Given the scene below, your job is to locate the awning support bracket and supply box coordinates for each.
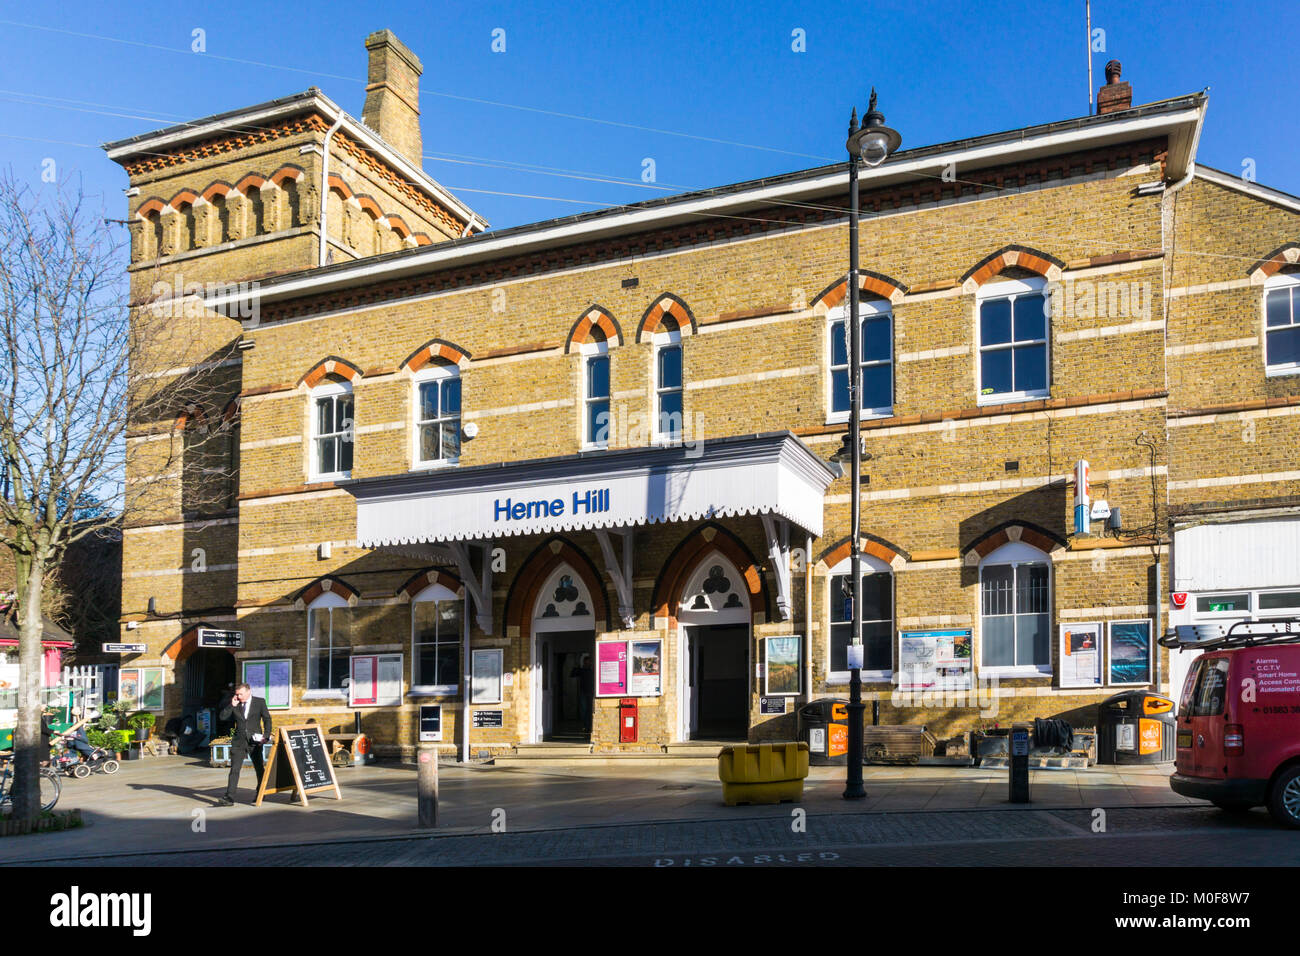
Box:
[595,528,635,630]
[760,514,793,621]
[449,540,493,635]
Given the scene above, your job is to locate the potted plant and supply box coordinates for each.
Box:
[128,713,155,742]
[106,730,131,759]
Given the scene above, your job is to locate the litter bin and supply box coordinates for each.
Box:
[1097,690,1176,764]
[798,698,849,766]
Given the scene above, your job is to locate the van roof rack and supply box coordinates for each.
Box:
[1158,618,1300,651]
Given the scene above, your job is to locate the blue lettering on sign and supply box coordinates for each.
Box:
[493,489,609,522]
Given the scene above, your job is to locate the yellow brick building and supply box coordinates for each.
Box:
[104,36,1300,760]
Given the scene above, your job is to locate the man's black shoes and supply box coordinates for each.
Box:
[217,796,235,806]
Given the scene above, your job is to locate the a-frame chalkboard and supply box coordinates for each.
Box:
[255,725,342,807]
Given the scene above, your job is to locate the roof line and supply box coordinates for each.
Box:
[1193,164,1300,213]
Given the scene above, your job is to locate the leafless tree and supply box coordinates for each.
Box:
[0,170,237,821]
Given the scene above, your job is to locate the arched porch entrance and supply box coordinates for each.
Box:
[676,553,752,741]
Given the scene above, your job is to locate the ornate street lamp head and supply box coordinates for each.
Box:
[847,88,902,168]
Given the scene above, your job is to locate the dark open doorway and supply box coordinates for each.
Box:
[182,647,236,731]
[539,630,595,742]
[688,623,749,740]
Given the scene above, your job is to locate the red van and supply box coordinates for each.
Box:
[1166,623,1300,827]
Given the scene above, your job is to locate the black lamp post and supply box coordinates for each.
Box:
[842,90,900,800]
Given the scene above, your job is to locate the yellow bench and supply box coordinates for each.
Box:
[717,741,810,806]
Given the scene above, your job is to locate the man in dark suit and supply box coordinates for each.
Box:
[217,682,272,805]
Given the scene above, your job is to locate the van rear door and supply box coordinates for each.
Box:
[1175,656,1203,775]
[1184,655,1231,779]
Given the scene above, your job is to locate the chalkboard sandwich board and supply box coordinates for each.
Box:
[255,725,342,807]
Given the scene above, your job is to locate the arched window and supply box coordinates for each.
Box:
[306,591,352,694]
[413,363,461,465]
[582,328,610,448]
[653,317,683,441]
[411,582,463,694]
[1264,272,1300,373]
[311,379,354,479]
[827,552,894,680]
[828,298,893,420]
[979,540,1051,673]
[977,276,1049,402]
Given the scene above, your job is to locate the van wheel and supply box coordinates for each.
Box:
[1211,800,1254,813]
[1267,766,1300,829]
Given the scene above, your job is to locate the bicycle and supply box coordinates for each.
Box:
[0,752,62,814]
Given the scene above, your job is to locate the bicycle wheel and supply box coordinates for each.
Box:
[40,768,60,812]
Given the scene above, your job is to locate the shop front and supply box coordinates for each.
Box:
[347,431,835,757]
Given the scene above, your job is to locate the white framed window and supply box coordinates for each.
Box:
[977,277,1049,403]
[828,299,893,422]
[311,381,354,479]
[826,552,894,683]
[305,591,352,698]
[410,582,463,696]
[1264,274,1300,375]
[979,540,1052,675]
[582,336,611,448]
[653,320,683,442]
[414,365,461,466]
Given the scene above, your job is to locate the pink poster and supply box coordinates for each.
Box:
[596,641,627,697]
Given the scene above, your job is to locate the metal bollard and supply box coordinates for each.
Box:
[417,745,439,828]
[1008,721,1031,804]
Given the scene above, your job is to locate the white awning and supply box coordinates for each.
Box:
[347,432,836,547]
[1173,516,1300,591]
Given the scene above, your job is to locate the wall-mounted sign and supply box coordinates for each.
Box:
[898,629,972,691]
[628,639,662,697]
[1059,622,1102,688]
[759,696,787,715]
[596,640,628,697]
[350,653,403,707]
[1073,459,1090,535]
[102,643,146,654]
[1089,499,1111,520]
[471,649,503,704]
[419,704,443,742]
[764,636,802,696]
[243,659,292,709]
[493,488,610,524]
[472,709,503,729]
[1108,619,1153,685]
[197,628,244,649]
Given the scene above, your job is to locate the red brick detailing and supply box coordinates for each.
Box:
[294,575,360,609]
[413,233,434,246]
[1249,244,1300,280]
[135,198,166,219]
[651,524,766,624]
[818,534,908,569]
[396,568,464,601]
[268,165,304,187]
[356,195,385,220]
[200,182,232,203]
[964,523,1064,560]
[233,173,267,194]
[565,306,624,353]
[327,175,354,201]
[636,293,697,341]
[167,189,199,209]
[961,245,1065,288]
[400,338,471,372]
[387,215,412,239]
[505,538,609,638]
[118,114,331,176]
[812,271,907,310]
[162,622,217,663]
[299,356,363,388]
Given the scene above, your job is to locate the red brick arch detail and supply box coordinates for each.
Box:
[397,568,464,601]
[135,198,166,219]
[293,575,360,610]
[817,534,909,569]
[387,215,412,239]
[167,189,199,210]
[963,522,1065,560]
[505,538,610,638]
[412,233,434,246]
[811,271,907,310]
[200,182,233,203]
[1249,243,1300,280]
[269,165,304,187]
[326,174,353,201]
[233,173,267,195]
[356,195,384,221]
[401,338,471,372]
[636,293,697,342]
[651,523,768,625]
[299,356,363,388]
[960,244,1065,289]
[162,621,225,663]
[565,306,624,353]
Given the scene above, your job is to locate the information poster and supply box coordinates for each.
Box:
[1059,622,1103,688]
[898,629,973,691]
[764,636,802,696]
[349,654,403,706]
[243,659,292,709]
[1108,619,1152,685]
[471,649,503,704]
[119,667,165,711]
[628,639,662,697]
[350,655,377,706]
[596,640,628,697]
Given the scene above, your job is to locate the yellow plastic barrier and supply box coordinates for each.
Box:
[717,741,810,806]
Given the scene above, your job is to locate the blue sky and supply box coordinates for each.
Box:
[0,0,1295,230]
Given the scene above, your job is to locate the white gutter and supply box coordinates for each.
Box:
[317,115,344,268]
[205,105,1204,314]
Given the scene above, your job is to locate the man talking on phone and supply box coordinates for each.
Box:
[217,682,272,806]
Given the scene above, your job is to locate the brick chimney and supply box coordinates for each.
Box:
[361,30,424,166]
[1096,59,1132,115]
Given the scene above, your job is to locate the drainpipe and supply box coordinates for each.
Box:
[317,115,345,268]
[804,534,813,706]
[460,215,478,239]
[461,594,471,764]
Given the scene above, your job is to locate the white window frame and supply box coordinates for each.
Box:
[826,299,893,424]
[1263,273,1300,376]
[652,324,683,443]
[976,276,1050,406]
[310,380,354,481]
[303,591,351,700]
[978,540,1053,677]
[581,340,611,450]
[409,582,464,697]
[412,364,461,468]
[825,552,894,684]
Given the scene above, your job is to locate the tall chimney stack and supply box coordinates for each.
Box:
[1096,59,1132,115]
[361,30,424,166]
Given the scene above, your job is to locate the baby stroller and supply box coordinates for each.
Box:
[51,738,120,778]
